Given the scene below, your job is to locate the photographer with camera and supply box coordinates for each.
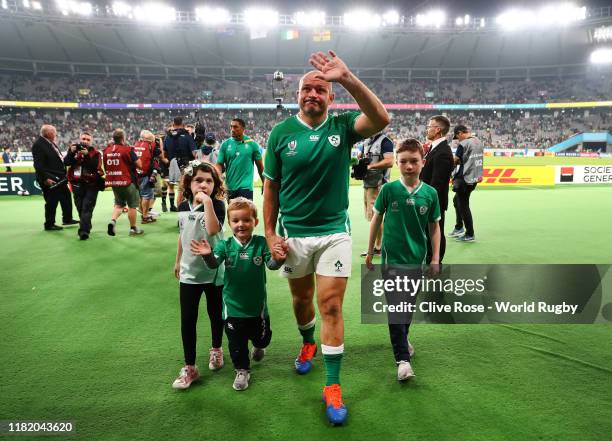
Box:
[63,131,104,240]
[134,130,158,224]
[164,116,197,210]
[195,132,219,164]
[353,131,394,256]
[104,128,144,237]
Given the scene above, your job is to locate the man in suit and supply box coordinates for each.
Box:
[420,115,454,263]
[32,124,77,231]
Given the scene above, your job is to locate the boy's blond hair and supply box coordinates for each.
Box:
[227,197,258,219]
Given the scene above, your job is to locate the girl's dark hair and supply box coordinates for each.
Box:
[182,161,225,202]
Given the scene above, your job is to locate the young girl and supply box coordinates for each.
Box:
[172,161,227,389]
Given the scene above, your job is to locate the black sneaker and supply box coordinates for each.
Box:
[170,206,177,212]
[62,219,79,226]
[161,202,168,213]
[79,231,89,240]
[107,221,116,236]
[44,225,63,231]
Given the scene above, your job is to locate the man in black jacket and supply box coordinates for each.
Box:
[420,115,454,263]
[32,124,77,231]
[163,116,197,210]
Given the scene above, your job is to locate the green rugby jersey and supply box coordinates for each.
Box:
[213,235,271,319]
[374,180,441,265]
[217,136,261,191]
[263,111,364,237]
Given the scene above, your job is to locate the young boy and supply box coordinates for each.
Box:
[365,139,441,382]
[190,197,285,391]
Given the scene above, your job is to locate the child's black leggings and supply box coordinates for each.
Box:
[179,282,224,365]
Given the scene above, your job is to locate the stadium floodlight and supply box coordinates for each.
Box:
[496,3,586,30]
[480,18,485,27]
[244,8,279,28]
[382,10,400,26]
[56,0,93,16]
[455,17,463,26]
[195,6,231,25]
[294,10,325,27]
[344,9,381,29]
[112,1,132,18]
[594,26,612,42]
[1,0,7,9]
[416,10,446,28]
[23,0,30,8]
[590,48,612,64]
[133,3,176,23]
[32,0,42,9]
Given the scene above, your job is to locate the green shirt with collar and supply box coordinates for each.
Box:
[263,111,364,237]
[213,235,271,319]
[217,135,261,191]
[374,180,441,265]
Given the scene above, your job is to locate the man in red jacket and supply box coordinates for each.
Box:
[103,128,144,237]
[133,130,157,224]
[64,131,104,240]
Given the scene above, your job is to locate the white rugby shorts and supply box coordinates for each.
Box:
[280,233,352,279]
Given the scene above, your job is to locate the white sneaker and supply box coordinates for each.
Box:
[397,361,415,382]
[129,226,144,236]
[251,347,265,362]
[149,209,160,219]
[408,341,415,358]
[208,348,224,371]
[233,369,250,391]
[172,365,200,389]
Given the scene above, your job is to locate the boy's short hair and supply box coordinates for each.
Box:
[396,138,424,158]
[227,197,258,219]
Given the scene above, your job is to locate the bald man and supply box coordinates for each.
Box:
[32,124,77,231]
[263,51,390,425]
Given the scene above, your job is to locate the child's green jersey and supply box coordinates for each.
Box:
[213,234,271,319]
[373,180,441,264]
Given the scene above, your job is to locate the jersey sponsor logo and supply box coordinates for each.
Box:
[328,135,341,147]
[419,205,428,215]
[334,260,343,272]
[406,198,415,206]
[309,135,320,141]
[283,265,293,273]
[391,200,400,212]
[286,140,298,157]
[225,257,234,268]
[239,251,249,260]
[253,256,262,266]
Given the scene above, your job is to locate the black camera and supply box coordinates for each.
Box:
[351,157,371,180]
[72,142,88,152]
[194,111,206,148]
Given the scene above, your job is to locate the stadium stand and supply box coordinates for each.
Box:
[1,107,610,152]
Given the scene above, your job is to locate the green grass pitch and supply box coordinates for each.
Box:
[1,183,611,440]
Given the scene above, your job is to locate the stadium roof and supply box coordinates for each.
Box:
[1,4,611,80]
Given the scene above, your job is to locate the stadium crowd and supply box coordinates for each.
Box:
[1,108,610,153]
[1,74,610,104]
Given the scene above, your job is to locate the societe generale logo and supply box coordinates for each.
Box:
[482,168,532,184]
